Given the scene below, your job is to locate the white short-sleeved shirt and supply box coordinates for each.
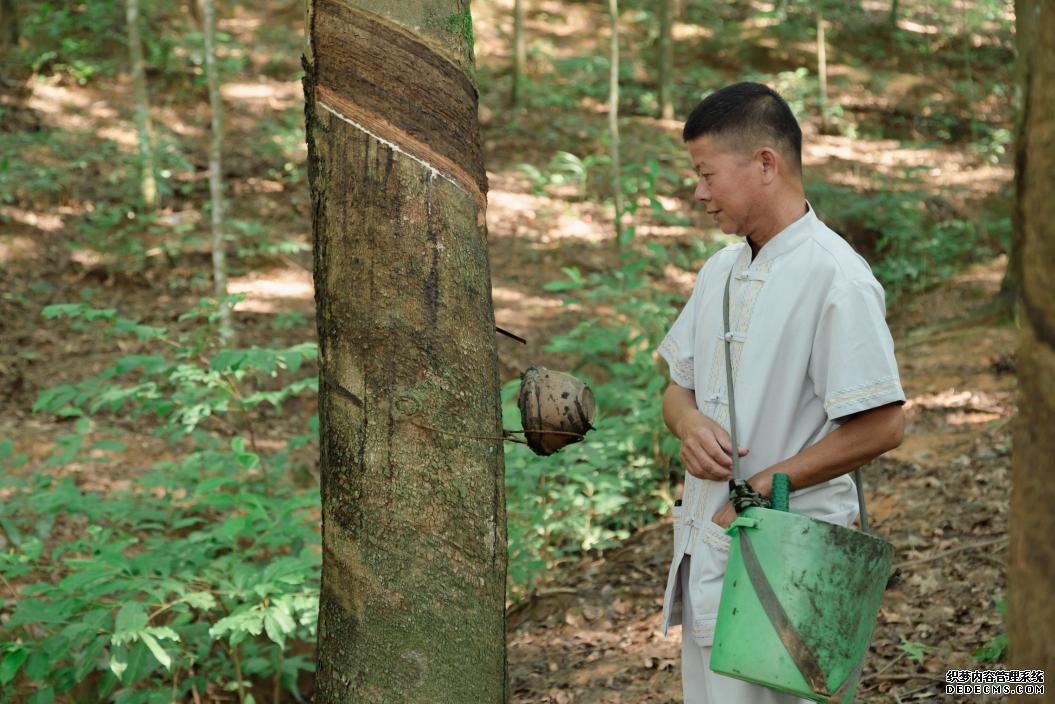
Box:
[656,203,905,643]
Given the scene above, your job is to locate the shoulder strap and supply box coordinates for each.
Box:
[722,266,741,482]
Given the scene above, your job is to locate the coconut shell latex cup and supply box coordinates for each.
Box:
[517,366,596,456]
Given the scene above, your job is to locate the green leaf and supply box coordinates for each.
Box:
[122,641,156,684]
[263,612,284,646]
[139,631,171,670]
[146,626,179,642]
[237,452,260,470]
[115,602,148,633]
[1,647,28,685]
[897,637,931,663]
[0,516,22,547]
[210,349,248,372]
[109,649,128,679]
[23,650,49,681]
[8,598,66,627]
[27,686,54,704]
[42,303,87,319]
[32,384,79,413]
[91,439,128,452]
[183,591,217,610]
[273,603,297,631]
[972,633,1008,662]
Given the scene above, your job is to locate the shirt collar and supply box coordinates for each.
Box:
[751,200,816,265]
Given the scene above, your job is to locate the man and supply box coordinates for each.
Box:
[657,82,906,703]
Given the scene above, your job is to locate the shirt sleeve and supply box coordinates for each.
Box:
[657,264,708,390]
[809,278,906,421]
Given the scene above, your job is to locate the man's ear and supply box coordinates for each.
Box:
[757,147,779,184]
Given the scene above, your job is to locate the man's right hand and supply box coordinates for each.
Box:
[674,411,748,481]
[662,383,749,481]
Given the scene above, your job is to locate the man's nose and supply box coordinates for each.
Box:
[694,180,710,202]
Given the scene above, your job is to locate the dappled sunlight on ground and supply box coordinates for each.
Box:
[806,135,1012,200]
[0,234,39,263]
[491,285,568,311]
[229,267,314,313]
[0,206,64,233]
[221,79,303,109]
[26,79,121,134]
[530,1,604,42]
[487,186,613,247]
[672,22,715,41]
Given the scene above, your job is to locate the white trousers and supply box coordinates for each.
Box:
[679,556,812,704]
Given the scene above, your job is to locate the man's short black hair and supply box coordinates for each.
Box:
[682,82,802,174]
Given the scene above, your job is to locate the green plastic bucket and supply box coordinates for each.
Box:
[709,506,893,703]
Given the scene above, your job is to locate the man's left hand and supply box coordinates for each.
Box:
[711,473,774,529]
[711,501,738,529]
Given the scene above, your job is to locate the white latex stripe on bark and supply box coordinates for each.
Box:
[318,100,470,199]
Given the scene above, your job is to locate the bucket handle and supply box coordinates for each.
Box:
[725,516,758,532]
[737,526,865,703]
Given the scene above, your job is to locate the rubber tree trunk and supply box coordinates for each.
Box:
[608,0,623,247]
[126,0,157,209]
[1001,0,1036,309]
[657,0,673,120]
[304,2,506,701]
[1010,0,1055,685]
[199,0,233,342]
[510,0,525,107]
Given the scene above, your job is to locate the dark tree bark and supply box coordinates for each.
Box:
[1009,0,1055,687]
[1000,0,1036,310]
[304,1,506,701]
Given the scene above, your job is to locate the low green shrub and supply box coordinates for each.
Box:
[0,301,319,703]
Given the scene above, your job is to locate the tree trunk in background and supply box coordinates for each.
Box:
[125,0,157,209]
[199,0,233,343]
[658,0,673,120]
[1009,0,1055,686]
[889,0,898,30]
[0,0,17,49]
[1001,0,1036,308]
[510,0,525,107]
[304,1,506,701]
[816,0,829,133]
[775,0,789,22]
[609,0,623,247]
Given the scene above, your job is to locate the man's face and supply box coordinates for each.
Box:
[686,134,761,237]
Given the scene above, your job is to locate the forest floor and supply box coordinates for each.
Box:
[0,0,1017,701]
